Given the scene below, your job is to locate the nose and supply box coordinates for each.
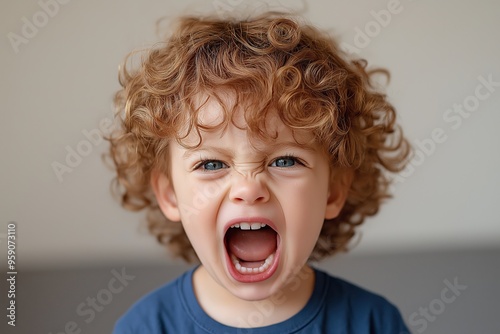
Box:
[229,174,270,204]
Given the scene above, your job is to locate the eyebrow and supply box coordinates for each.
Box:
[182,141,318,160]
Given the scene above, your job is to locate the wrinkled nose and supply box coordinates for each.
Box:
[229,174,270,204]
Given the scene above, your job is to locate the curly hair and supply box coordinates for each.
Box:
[107,12,410,262]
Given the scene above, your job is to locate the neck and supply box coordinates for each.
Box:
[192,265,315,328]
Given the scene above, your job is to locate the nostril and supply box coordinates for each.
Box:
[231,194,269,204]
[229,180,270,204]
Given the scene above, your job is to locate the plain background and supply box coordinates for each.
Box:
[1,0,499,333]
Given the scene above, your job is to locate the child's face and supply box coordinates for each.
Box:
[153,95,346,301]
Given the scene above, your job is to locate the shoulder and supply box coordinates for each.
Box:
[112,268,194,334]
[314,268,410,333]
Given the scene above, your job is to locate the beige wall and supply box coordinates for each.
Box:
[1,0,500,270]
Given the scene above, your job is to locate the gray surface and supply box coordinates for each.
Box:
[1,248,499,333]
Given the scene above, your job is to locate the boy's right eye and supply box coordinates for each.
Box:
[195,160,228,171]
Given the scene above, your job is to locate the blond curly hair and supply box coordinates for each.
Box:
[107,12,410,262]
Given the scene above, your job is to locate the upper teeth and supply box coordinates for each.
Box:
[230,222,267,230]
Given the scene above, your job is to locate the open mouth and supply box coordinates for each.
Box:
[224,220,280,283]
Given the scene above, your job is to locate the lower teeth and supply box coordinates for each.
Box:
[231,253,274,274]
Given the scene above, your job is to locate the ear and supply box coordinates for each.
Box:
[151,170,181,222]
[325,169,353,220]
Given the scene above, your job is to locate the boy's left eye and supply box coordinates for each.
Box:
[270,156,299,168]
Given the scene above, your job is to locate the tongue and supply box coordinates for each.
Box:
[226,228,277,262]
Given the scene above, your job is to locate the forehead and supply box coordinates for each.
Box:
[179,91,316,149]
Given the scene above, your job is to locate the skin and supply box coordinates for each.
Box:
[152,94,349,327]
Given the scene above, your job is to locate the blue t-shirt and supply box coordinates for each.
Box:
[113,267,410,333]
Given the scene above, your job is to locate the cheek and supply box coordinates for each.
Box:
[176,180,224,227]
[280,176,329,233]
[177,182,227,267]
[175,186,198,224]
[286,174,329,212]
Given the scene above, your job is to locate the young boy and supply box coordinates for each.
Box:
[109,11,410,333]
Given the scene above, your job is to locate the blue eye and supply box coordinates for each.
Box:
[271,156,297,168]
[197,160,227,171]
